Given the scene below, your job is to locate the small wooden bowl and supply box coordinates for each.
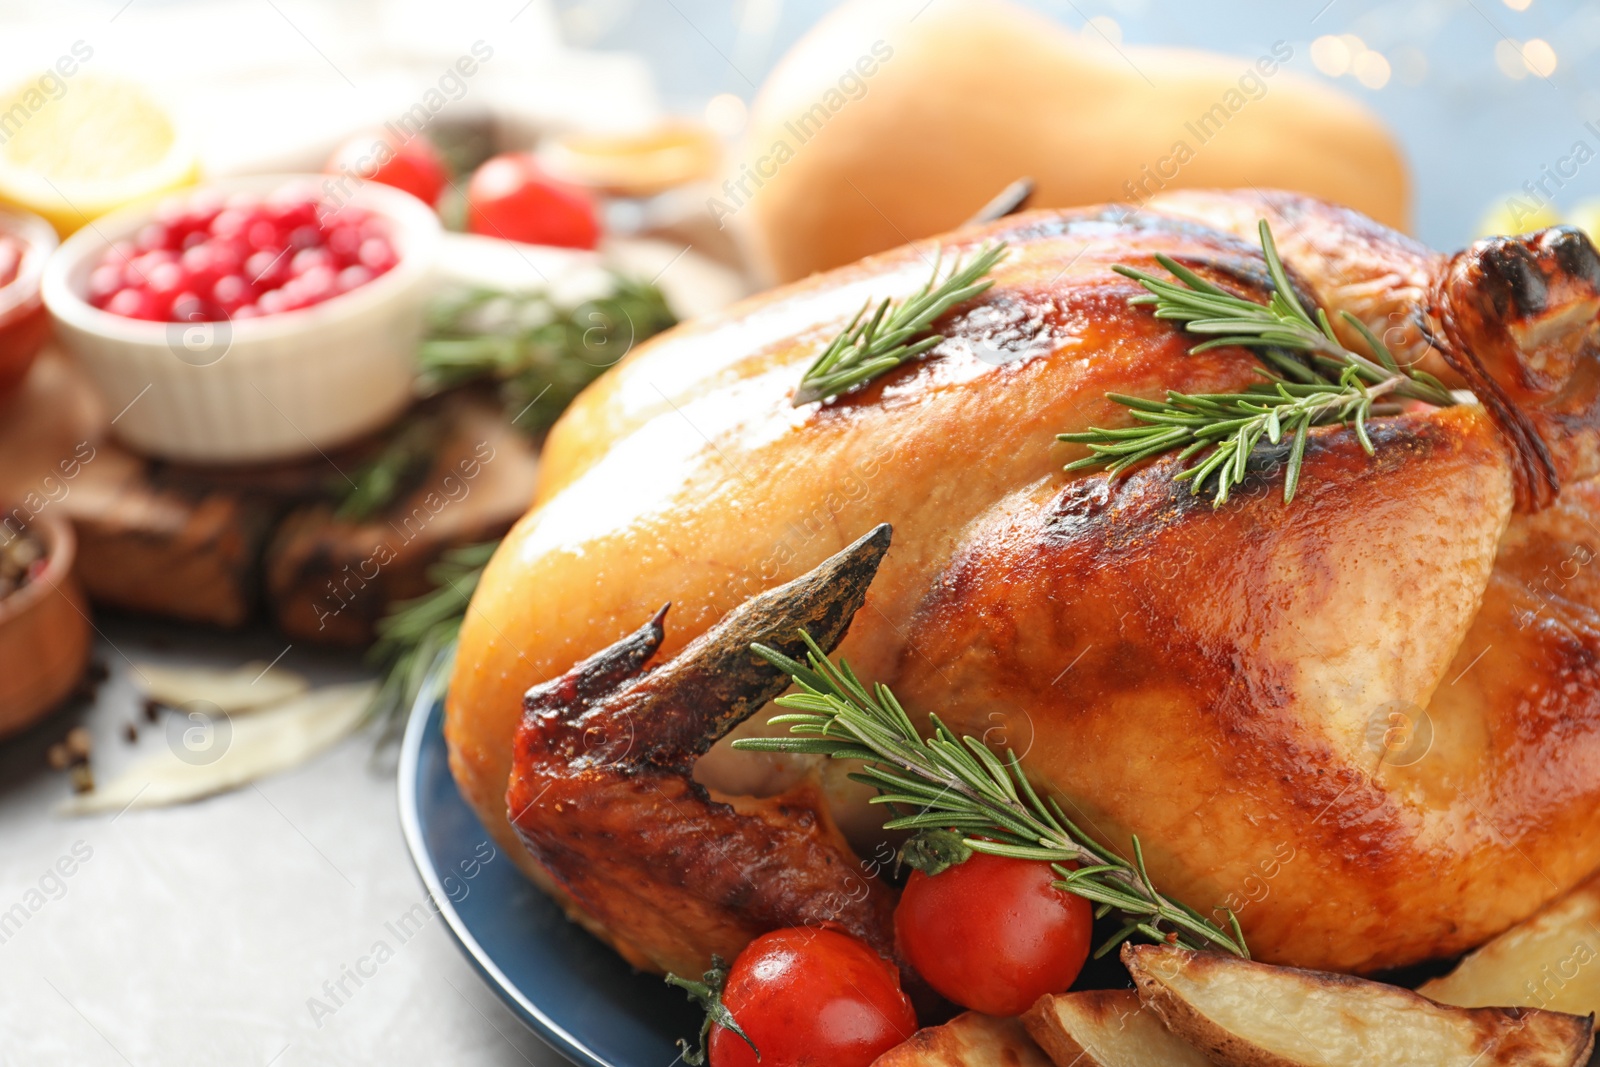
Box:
[0,513,90,739]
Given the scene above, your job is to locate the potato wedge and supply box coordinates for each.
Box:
[1420,873,1600,1018]
[1024,989,1214,1067]
[872,1010,1052,1067]
[1123,943,1595,1067]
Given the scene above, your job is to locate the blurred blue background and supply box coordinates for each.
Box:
[554,0,1600,249]
[3,0,1597,254]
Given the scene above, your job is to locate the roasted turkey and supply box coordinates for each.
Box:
[446,189,1600,977]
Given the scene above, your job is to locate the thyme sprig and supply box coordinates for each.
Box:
[733,631,1249,960]
[1060,220,1456,504]
[794,243,1007,406]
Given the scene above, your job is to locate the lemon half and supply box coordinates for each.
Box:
[0,75,198,235]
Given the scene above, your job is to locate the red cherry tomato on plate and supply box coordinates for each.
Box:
[706,927,915,1067]
[325,129,449,207]
[895,851,1092,1016]
[466,152,600,250]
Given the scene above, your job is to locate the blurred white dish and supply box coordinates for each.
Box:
[42,174,442,465]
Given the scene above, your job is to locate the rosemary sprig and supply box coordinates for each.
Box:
[365,539,498,736]
[1060,220,1456,504]
[1066,368,1405,506]
[420,276,677,432]
[794,243,1007,406]
[733,631,1249,960]
[335,412,445,522]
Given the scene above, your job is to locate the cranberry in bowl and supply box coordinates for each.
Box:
[0,208,57,403]
[43,175,442,464]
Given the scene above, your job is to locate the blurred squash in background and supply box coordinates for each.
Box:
[733,0,1410,282]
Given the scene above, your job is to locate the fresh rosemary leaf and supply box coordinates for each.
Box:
[365,539,498,739]
[335,412,445,523]
[734,630,1249,959]
[420,276,677,432]
[1063,220,1457,505]
[793,243,1008,406]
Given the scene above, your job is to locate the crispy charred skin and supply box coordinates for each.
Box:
[1431,227,1600,510]
[506,525,898,976]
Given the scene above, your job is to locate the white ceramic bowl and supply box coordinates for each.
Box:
[42,174,442,464]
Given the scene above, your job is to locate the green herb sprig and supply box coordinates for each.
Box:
[365,539,497,737]
[1060,220,1456,504]
[733,631,1248,960]
[335,413,445,523]
[663,956,759,1065]
[420,277,677,432]
[794,243,1007,406]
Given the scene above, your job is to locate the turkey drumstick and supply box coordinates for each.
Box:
[506,524,899,976]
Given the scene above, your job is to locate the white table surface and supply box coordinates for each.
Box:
[0,619,568,1066]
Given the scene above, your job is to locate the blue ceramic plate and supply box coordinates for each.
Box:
[398,685,699,1066]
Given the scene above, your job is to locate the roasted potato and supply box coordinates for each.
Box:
[1123,943,1595,1067]
[871,1011,1052,1067]
[1420,873,1600,1019]
[1023,989,1213,1067]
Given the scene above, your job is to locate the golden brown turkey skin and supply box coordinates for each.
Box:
[892,409,1525,972]
[447,190,1600,974]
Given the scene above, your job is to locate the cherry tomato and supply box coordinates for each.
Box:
[709,927,915,1067]
[465,152,600,250]
[325,130,448,207]
[895,852,1092,1016]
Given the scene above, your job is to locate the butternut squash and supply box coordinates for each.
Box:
[729,0,1409,282]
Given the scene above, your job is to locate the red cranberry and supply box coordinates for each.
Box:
[179,245,221,286]
[88,265,124,306]
[212,274,253,311]
[335,265,373,292]
[357,237,396,272]
[170,292,202,321]
[105,288,161,320]
[146,261,186,295]
[268,198,318,230]
[246,220,281,251]
[244,249,287,288]
[96,184,398,322]
[128,250,177,282]
[135,223,175,253]
[326,225,363,262]
[286,224,322,251]
[296,265,337,302]
[208,238,247,275]
[290,247,333,275]
[210,208,252,239]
